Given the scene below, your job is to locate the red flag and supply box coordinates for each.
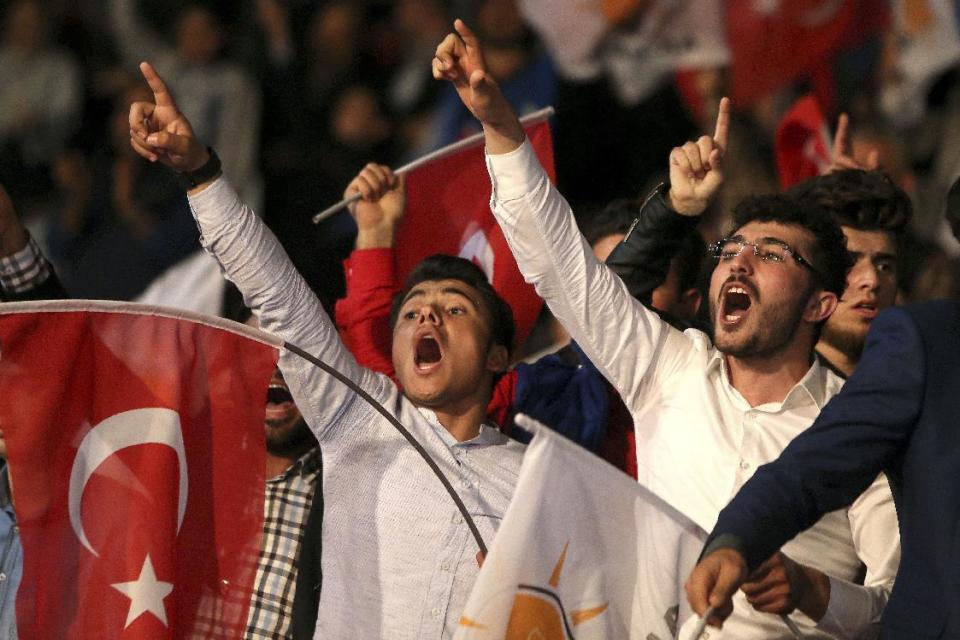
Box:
[775,94,833,190]
[0,302,280,639]
[395,116,555,348]
[727,0,887,109]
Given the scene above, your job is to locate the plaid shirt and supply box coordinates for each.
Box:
[0,236,51,294]
[244,447,321,639]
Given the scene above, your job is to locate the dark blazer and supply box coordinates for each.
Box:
[708,300,960,639]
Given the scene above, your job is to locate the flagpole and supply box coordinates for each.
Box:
[311,106,555,224]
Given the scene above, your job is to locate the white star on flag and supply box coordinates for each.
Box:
[111,554,174,629]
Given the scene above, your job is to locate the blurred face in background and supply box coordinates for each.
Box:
[177,6,224,66]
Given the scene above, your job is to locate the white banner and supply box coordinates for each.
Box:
[455,417,707,639]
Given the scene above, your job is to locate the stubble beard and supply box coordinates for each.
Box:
[712,294,809,360]
[820,315,867,363]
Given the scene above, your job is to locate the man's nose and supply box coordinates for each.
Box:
[417,305,440,325]
[849,259,879,291]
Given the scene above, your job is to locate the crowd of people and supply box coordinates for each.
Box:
[2,0,960,638]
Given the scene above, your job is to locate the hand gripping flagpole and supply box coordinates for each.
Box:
[312,106,555,225]
[283,340,489,558]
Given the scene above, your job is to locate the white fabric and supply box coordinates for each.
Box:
[135,250,226,316]
[456,416,705,640]
[188,178,525,639]
[518,0,729,104]
[486,140,899,639]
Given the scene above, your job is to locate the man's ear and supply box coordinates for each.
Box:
[805,290,838,324]
[485,343,509,374]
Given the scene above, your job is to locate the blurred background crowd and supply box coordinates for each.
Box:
[2,0,959,346]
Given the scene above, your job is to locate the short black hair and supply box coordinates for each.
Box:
[389,255,516,353]
[786,169,912,237]
[578,198,639,248]
[729,194,852,297]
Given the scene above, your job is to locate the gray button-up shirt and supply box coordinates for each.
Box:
[189,178,525,639]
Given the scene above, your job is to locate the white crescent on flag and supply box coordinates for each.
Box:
[68,407,188,557]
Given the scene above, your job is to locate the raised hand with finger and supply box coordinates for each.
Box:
[667,97,730,218]
[345,163,406,250]
[432,19,524,154]
[128,62,211,178]
[829,113,880,173]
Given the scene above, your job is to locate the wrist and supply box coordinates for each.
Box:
[180,147,222,194]
[667,188,706,217]
[355,224,397,249]
[795,565,830,621]
[0,224,29,257]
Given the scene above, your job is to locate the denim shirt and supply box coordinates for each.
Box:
[0,463,21,640]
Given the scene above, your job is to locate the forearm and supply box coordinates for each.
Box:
[188,176,386,435]
[335,248,398,380]
[487,139,675,404]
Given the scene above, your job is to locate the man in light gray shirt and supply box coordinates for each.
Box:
[126,62,525,639]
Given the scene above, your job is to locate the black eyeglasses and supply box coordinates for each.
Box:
[710,237,819,278]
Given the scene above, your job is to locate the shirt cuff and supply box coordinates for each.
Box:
[0,235,51,293]
[699,533,748,563]
[486,138,544,203]
[816,575,883,638]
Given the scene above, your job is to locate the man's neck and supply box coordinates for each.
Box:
[814,339,857,378]
[725,344,815,407]
[265,447,313,479]
[433,403,488,442]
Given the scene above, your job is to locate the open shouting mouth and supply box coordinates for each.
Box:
[414,332,444,372]
[720,282,756,326]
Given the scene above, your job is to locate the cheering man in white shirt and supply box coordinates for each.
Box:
[434,19,899,639]
[128,62,525,639]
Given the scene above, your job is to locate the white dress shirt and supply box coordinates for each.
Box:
[485,139,900,639]
[188,178,525,639]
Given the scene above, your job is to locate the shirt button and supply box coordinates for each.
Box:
[739,460,750,470]
[462,479,472,488]
[451,513,463,524]
[0,573,6,582]
[431,607,441,617]
[441,561,451,571]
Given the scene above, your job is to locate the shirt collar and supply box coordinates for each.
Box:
[269,446,321,482]
[417,407,503,448]
[707,349,830,411]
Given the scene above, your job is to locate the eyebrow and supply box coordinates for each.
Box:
[849,250,898,261]
[400,286,481,310]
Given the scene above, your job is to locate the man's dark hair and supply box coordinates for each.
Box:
[389,254,516,353]
[578,198,638,248]
[730,194,852,297]
[786,169,912,237]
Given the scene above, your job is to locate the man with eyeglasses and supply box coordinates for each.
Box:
[435,19,898,638]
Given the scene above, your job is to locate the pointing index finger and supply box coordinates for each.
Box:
[139,61,176,109]
[713,97,730,150]
[454,18,479,49]
[832,112,850,157]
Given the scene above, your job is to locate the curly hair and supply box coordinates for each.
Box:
[729,194,852,297]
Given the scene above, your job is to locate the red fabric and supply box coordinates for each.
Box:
[775,94,833,190]
[395,120,554,349]
[727,0,887,108]
[336,249,399,381]
[0,308,277,639]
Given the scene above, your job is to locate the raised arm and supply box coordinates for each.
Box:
[334,164,406,380]
[128,62,388,437]
[434,20,725,403]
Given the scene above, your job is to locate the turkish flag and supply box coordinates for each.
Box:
[395,117,555,348]
[775,94,832,190]
[727,0,888,108]
[0,302,279,638]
